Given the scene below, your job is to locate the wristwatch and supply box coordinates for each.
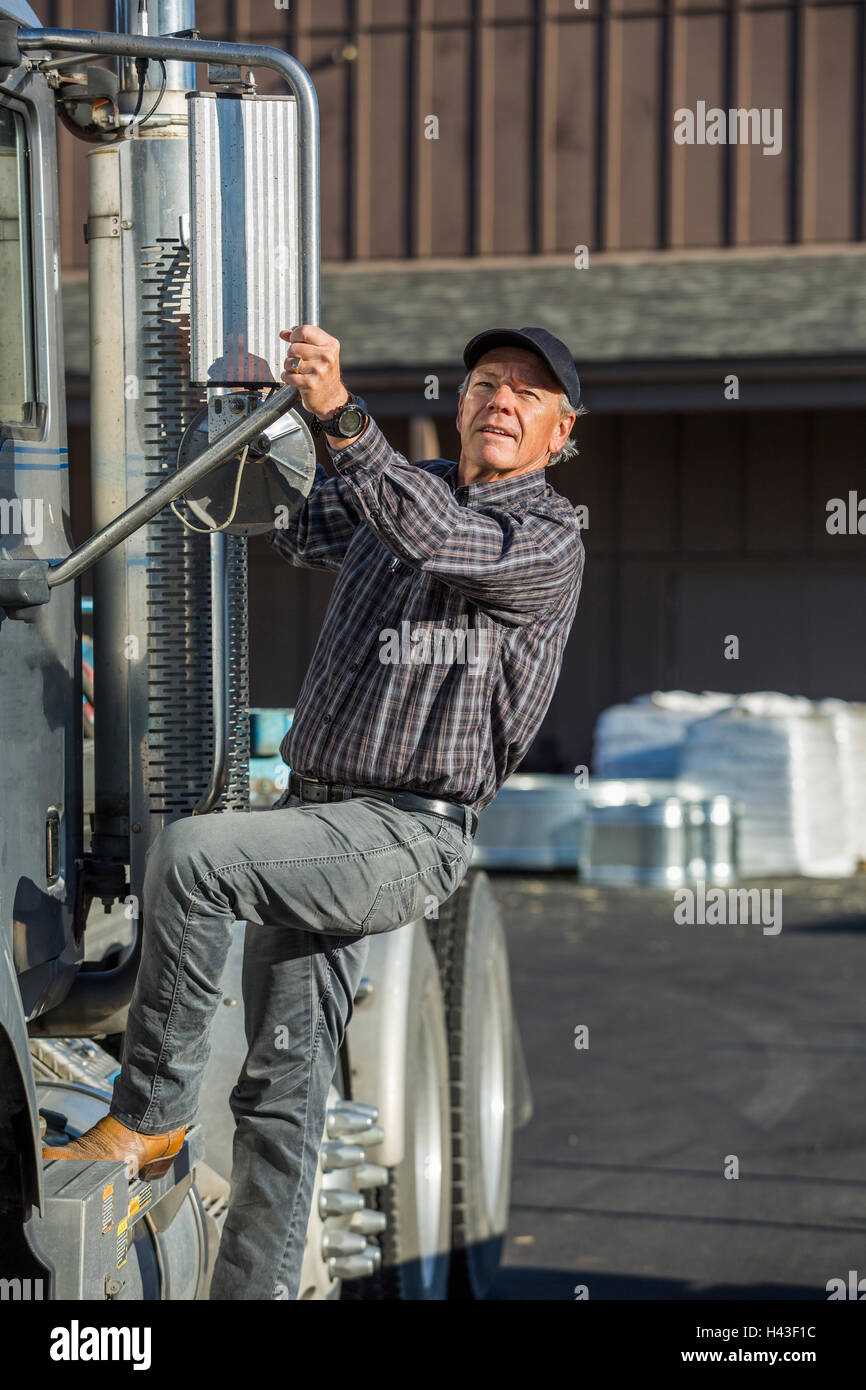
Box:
[309,393,368,440]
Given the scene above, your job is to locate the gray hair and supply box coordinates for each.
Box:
[457,372,586,468]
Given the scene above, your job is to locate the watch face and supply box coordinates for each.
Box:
[338,405,365,437]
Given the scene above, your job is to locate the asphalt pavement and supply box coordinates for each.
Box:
[486,871,866,1301]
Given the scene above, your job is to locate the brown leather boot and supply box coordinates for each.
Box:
[42,1113,186,1182]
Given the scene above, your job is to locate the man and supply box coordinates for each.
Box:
[43,324,586,1299]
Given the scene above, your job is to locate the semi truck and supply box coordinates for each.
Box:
[0,0,531,1301]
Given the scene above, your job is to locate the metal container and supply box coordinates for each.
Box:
[579,781,738,887]
[466,773,738,882]
[469,774,586,870]
[579,792,688,887]
[681,792,739,885]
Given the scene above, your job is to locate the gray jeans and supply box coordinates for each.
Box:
[108,788,474,1300]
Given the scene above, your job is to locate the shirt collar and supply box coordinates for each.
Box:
[439,460,549,506]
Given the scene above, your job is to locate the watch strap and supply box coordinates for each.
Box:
[310,394,366,438]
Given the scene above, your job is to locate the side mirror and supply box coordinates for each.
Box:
[175,403,316,535]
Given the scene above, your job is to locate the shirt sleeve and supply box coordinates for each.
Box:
[325,416,584,626]
[266,458,364,572]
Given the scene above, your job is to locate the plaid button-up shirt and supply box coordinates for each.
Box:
[267,415,584,813]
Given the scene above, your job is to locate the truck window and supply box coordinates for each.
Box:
[0,104,36,427]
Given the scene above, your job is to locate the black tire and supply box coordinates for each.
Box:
[427,869,514,1300]
[345,928,452,1300]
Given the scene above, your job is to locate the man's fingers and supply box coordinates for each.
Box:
[278,325,342,413]
[282,337,340,382]
[279,324,335,347]
[281,339,322,362]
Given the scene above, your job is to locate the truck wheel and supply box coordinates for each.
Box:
[299,1060,385,1299]
[346,930,452,1300]
[428,870,514,1300]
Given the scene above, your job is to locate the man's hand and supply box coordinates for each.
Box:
[280,325,349,419]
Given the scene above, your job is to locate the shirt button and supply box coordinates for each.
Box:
[322,713,332,724]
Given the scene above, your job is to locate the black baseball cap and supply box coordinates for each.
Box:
[463,326,581,409]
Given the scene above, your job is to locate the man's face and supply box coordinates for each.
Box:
[456,347,576,485]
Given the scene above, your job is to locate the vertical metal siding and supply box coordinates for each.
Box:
[50,0,865,268]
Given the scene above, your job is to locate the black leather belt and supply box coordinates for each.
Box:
[288,771,478,838]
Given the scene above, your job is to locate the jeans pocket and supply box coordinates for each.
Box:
[360,848,467,935]
[431,815,473,859]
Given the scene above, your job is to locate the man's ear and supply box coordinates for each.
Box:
[456,393,464,431]
[550,411,576,454]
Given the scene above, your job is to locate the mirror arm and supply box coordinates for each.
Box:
[46,385,301,588]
